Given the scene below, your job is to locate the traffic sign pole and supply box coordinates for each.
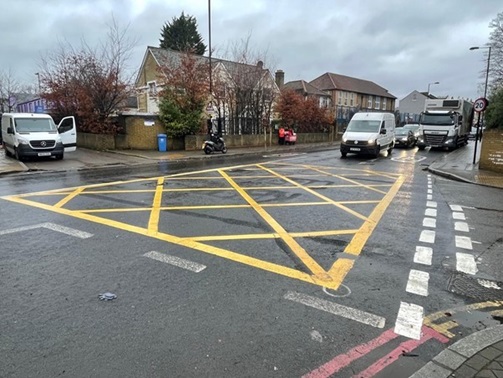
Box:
[472,97,488,165]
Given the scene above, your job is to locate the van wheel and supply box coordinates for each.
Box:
[341,151,347,158]
[55,153,64,160]
[3,143,12,157]
[374,147,380,158]
[14,148,23,161]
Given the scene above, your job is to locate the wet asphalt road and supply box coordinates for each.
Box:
[1,146,502,378]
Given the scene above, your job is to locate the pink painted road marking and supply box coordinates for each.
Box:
[352,327,449,378]
[302,328,399,378]
[303,326,449,378]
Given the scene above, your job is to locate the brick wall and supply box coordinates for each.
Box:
[480,129,503,173]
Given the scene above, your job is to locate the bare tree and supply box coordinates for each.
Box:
[214,34,279,135]
[489,12,503,90]
[39,17,137,133]
[0,68,22,112]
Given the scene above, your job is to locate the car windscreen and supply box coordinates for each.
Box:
[346,120,381,132]
[395,129,409,135]
[419,114,455,126]
[14,118,57,132]
[404,125,419,132]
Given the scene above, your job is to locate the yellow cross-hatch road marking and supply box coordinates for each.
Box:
[1,163,403,290]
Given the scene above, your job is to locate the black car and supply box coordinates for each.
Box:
[395,128,415,148]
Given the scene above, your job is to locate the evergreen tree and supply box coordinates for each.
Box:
[160,12,206,55]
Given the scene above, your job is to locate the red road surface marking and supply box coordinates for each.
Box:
[303,326,448,378]
[352,327,449,378]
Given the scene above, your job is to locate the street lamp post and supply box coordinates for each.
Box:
[469,46,492,164]
[427,81,439,96]
[35,72,41,94]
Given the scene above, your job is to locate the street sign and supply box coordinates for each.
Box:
[473,97,488,113]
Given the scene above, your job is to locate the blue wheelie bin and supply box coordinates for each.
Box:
[157,134,167,152]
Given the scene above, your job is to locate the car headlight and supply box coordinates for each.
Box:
[342,137,348,143]
[368,139,375,144]
[17,138,30,145]
[401,137,408,141]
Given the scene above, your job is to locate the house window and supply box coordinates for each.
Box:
[344,91,348,105]
[382,97,387,110]
[338,91,341,105]
[412,93,417,101]
[148,81,157,96]
[368,95,373,108]
[375,96,380,109]
[350,93,354,106]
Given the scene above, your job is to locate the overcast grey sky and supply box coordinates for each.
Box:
[1,0,500,103]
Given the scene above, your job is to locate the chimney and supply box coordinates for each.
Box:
[275,69,284,88]
[256,60,264,69]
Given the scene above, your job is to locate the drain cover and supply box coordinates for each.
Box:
[448,273,503,301]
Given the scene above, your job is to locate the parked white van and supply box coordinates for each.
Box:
[1,113,76,161]
[340,112,395,158]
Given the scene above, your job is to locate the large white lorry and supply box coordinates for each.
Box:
[417,99,474,150]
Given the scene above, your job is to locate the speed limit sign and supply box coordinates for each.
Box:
[474,97,488,112]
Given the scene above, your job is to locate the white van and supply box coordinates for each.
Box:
[1,113,77,161]
[340,112,395,158]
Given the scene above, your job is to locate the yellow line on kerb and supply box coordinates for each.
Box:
[218,168,331,281]
[54,187,84,208]
[148,177,165,234]
[1,195,342,289]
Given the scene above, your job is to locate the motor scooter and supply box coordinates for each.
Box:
[202,133,227,154]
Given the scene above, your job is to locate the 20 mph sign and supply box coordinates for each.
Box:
[474,97,488,112]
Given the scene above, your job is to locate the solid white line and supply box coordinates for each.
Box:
[414,246,433,265]
[456,235,473,250]
[144,251,207,273]
[456,252,478,275]
[0,222,93,239]
[453,212,466,220]
[425,208,437,217]
[426,201,437,208]
[427,194,433,200]
[450,205,463,212]
[419,230,436,243]
[423,217,436,228]
[394,302,424,340]
[406,270,430,296]
[284,291,385,328]
[455,222,470,232]
[427,189,433,194]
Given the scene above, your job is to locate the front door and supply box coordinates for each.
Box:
[58,116,77,152]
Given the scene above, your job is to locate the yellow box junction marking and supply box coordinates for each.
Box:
[1,163,403,290]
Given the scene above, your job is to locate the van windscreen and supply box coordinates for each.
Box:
[14,118,57,132]
[346,120,380,132]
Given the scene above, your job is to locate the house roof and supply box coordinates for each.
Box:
[418,91,437,99]
[283,80,330,97]
[310,72,396,99]
[138,46,274,88]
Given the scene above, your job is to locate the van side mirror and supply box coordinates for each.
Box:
[7,126,14,134]
[380,128,387,135]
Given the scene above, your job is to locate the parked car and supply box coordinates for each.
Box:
[394,127,415,148]
[403,124,421,144]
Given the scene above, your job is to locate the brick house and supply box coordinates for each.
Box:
[309,72,396,125]
[134,46,280,135]
[281,78,331,108]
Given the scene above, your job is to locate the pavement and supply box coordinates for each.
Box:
[1,140,503,378]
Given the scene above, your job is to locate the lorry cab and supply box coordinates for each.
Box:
[340,112,395,158]
[1,113,77,161]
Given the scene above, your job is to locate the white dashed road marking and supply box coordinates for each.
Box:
[425,209,437,217]
[0,222,93,239]
[406,270,430,297]
[455,235,473,250]
[450,204,463,212]
[419,230,436,244]
[455,222,470,232]
[414,246,433,266]
[453,212,466,220]
[394,302,424,340]
[423,217,436,228]
[284,291,385,328]
[426,201,437,208]
[144,251,207,273]
[456,252,478,275]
